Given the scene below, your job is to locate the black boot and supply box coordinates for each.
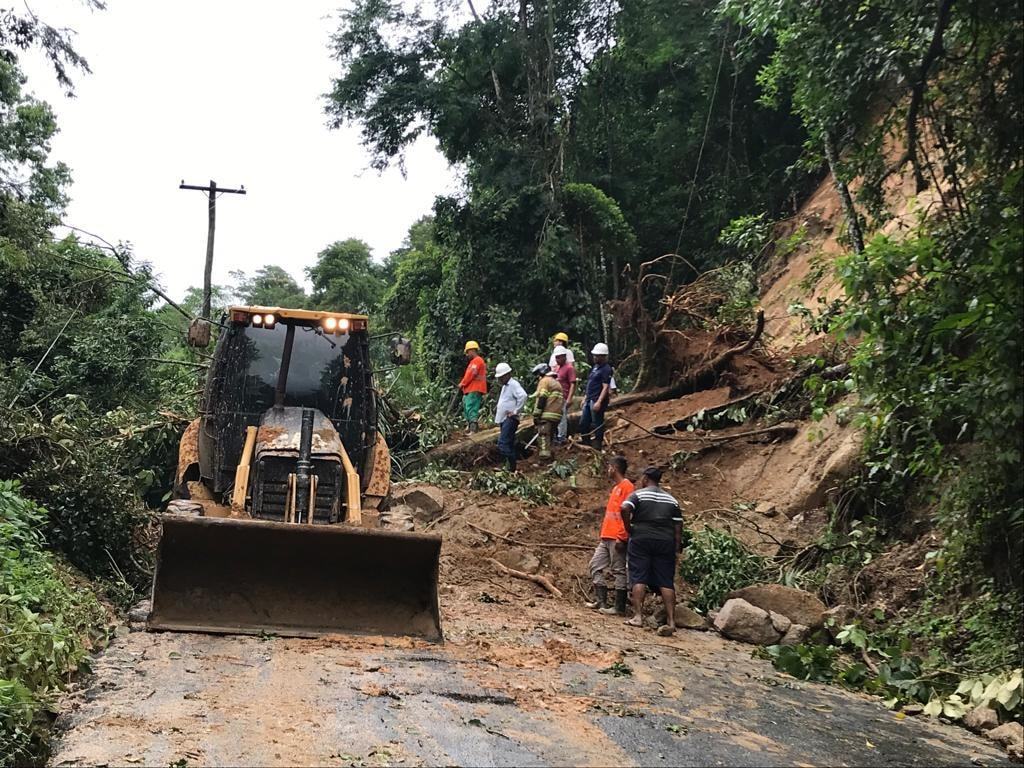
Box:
[600,588,628,615]
[584,584,608,609]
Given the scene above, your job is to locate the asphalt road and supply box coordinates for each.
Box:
[48,596,1012,767]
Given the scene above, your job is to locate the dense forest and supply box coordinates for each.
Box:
[1,0,1021,762]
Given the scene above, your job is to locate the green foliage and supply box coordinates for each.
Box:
[469,469,555,506]
[678,527,766,612]
[764,623,1024,723]
[719,213,770,259]
[307,238,386,314]
[0,481,109,765]
[230,265,307,308]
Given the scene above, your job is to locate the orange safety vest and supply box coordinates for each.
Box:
[600,479,635,541]
[459,356,488,394]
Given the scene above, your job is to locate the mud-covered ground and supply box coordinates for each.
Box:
[50,588,1010,767]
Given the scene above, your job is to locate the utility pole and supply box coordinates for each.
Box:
[179,180,246,321]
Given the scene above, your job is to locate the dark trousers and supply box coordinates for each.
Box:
[580,399,605,447]
[497,416,519,470]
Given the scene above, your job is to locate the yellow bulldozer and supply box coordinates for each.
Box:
[149,306,442,641]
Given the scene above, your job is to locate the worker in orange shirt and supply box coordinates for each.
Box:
[584,455,635,615]
[458,341,488,433]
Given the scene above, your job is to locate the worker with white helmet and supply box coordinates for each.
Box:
[580,342,613,450]
[458,341,487,434]
[552,344,577,443]
[494,362,527,472]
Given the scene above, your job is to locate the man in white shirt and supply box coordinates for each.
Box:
[494,362,527,472]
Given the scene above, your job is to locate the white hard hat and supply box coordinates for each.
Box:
[553,345,568,357]
[494,362,512,378]
[591,342,610,356]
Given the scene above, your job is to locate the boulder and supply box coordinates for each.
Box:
[779,623,810,646]
[963,705,999,734]
[393,485,444,516]
[727,584,827,629]
[769,611,792,634]
[755,501,778,518]
[987,722,1023,758]
[713,598,783,645]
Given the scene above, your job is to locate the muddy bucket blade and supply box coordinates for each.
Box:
[149,516,442,641]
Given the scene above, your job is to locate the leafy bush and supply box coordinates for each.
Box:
[0,480,110,765]
[679,527,766,612]
[469,469,555,506]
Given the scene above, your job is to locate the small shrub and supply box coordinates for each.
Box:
[679,527,766,612]
[0,480,110,765]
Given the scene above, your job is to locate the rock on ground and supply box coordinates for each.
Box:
[769,611,792,634]
[823,604,856,639]
[987,722,1024,760]
[654,604,709,630]
[780,623,810,646]
[713,598,782,645]
[393,485,445,517]
[727,584,827,629]
[963,705,1000,734]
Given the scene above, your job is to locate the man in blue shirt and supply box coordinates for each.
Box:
[494,362,527,472]
[580,342,613,450]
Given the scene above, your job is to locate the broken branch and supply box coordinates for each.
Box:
[486,558,563,598]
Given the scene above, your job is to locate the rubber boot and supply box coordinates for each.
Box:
[538,429,552,460]
[600,589,628,615]
[584,584,608,610]
[468,422,478,434]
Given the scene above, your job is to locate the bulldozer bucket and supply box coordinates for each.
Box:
[148,516,443,641]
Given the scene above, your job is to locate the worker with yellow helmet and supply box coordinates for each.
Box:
[458,341,488,433]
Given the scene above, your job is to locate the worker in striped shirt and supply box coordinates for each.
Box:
[620,465,683,636]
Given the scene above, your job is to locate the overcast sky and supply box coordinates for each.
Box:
[21,0,459,302]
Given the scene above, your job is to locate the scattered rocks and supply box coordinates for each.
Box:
[769,611,792,635]
[755,501,778,518]
[987,722,1024,760]
[963,705,1000,734]
[779,623,810,646]
[165,500,203,516]
[380,504,416,531]
[128,600,152,624]
[726,584,827,629]
[713,598,782,645]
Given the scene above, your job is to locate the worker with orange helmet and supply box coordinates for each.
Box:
[458,341,487,433]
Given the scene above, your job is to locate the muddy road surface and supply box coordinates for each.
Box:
[50,591,1009,767]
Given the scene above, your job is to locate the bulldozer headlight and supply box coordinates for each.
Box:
[252,314,264,326]
[323,317,338,332]
[339,318,350,332]
[263,313,275,327]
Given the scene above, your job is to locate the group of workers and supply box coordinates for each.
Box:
[457,332,615,472]
[458,335,683,633]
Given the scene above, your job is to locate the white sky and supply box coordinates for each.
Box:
[20,0,459,302]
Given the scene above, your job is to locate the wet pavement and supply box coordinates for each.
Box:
[48,597,1012,767]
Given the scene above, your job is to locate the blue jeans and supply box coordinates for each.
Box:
[580,399,605,447]
[497,416,519,469]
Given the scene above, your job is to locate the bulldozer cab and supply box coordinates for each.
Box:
[197,307,377,511]
[151,306,442,641]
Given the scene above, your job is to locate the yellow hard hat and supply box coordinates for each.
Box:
[464,340,480,352]
[553,331,569,343]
